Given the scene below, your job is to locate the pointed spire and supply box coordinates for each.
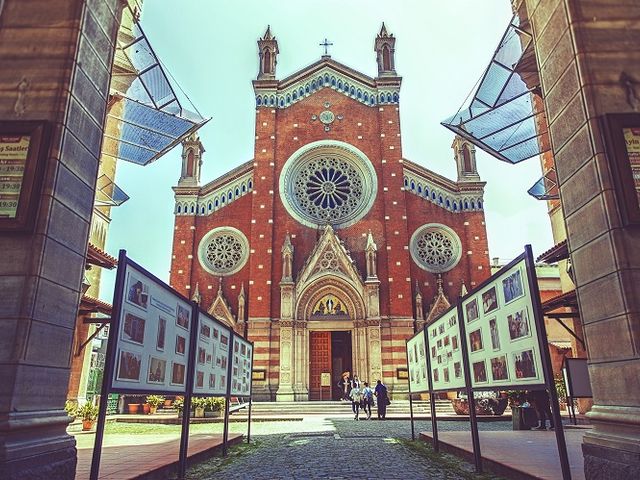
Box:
[415,281,422,300]
[262,25,274,40]
[239,282,245,298]
[426,275,451,325]
[191,282,201,304]
[378,22,390,38]
[461,280,468,296]
[217,277,223,296]
[282,232,294,254]
[437,274,444,295]
[375,22,397,76]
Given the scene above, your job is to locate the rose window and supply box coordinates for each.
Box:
[410,224,462,273]
[280,141,377,229]
[198,227,249,276]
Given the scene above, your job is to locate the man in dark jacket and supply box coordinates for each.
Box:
[530,389,554,430]
[374,380,389,420]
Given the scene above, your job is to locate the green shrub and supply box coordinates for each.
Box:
[64,400,79,418]
[145,395,165,407]
[77,402,99,421]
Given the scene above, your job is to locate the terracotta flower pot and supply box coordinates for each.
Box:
[164,399,173,408]
[149,405,158,415]
[142,403,151,415]
[127,403,141,414]
[82,419,94,431]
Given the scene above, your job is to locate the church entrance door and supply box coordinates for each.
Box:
[308,331,352,400]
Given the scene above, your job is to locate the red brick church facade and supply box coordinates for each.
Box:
[170,25,490,400]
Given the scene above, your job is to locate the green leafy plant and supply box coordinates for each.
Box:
[77,402,99,421]
[554,373,567,403]
[145,395,165,407]
[205,397,225,412]
[173,397,185,413]
[64,400,79,418]
[191,397,207,409]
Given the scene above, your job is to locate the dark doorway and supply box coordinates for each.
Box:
[308,331,352,400]
[331,331,352,400]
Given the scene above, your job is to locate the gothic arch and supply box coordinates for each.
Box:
[295,274,366,322]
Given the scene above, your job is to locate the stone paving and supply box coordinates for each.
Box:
[184,418,510,479]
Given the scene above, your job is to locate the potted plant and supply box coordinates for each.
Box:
[204,397,225,418]
[78,402,99,431]
[163,397,173,408]
[145,395,165,415]
[173,397,191,418]
[64,400,79,421]
[192,397,207,418]
[127,402,141,414]
[554,374,568,411]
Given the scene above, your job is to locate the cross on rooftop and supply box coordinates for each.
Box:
[319,38,333,56]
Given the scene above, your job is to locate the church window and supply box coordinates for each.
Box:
[462,145,473,172]
[331,77,336,87]
[177,205,182,213]
[453,202,458,211]
[263,49,271,74]
[311,80,317,90]
[471,200,476,209]
[286,94,291,104]
[357,89,362,99]
[242,183,246,193]
[438,195,443,204]
[256,96,262,106]
[249,180,253,189]
[201,206,205,214]
[464,200,469,209]
[478,200,483,209]
[228,191,233,201]
[446,199,451,208]
[404,177,408,187]
[350,86,355,96]
[221,196,226,204]
[299,87,304,97]
[410,223,462,274]
[410,180,415,190]
[235,187,240,196]
[417,185,422,194]
[305,85,310,94]
[215,198,219,207]
[208,202,212,211]
[432,192,436,200]
[186,150,194,177]
[292,91,297,101]
[269,96,275,106]
[382,45,391,71]
[198,226,249,276]
[393,92,399,103]
[279,140,378,229]
[324,74,329,85]
[364,92,369,102]
[386,93,392,103]
[190,205,195,213]
[337,80,343,90]
[279,98,284,107]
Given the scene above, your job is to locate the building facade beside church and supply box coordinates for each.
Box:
[169,25,491,401]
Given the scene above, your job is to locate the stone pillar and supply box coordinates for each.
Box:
[0,1,122,478]
[518,0,640,475]
[292,321,308,400]
[276,322,295,401]
[366,323,383,386]
[353,320,368,382]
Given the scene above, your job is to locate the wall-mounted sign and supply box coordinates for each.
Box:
[320,372,331,387]
[602,113,640,225]
[0,121,49,231]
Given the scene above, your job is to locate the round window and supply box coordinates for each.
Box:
[279,141,377,229]
[410,224,462,273]
[198,227,249,276]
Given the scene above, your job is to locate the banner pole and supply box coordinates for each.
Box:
[90,249,127,480]
[525,245,571,480]
[457,302,482,473]
[405,340,415,441]
[177,302,200,480]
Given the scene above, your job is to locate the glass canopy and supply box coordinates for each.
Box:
[441,15,548,164]
[102,6,208,166]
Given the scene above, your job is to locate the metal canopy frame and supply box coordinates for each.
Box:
[95,174,130,207]
[102,6,209,167]
[441,15,549,164]
[528,167,559,200]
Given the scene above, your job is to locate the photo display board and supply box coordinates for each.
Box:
[428,306,466,391]
[111,263,194,393]
[193,311,232,396]
[406,330,428,393]
[460,256,545,389]
[230,335,253,396]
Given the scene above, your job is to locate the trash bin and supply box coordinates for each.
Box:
[512,406,538,430]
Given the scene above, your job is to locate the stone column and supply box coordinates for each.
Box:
[353,320,368,382]
[0,1,122,478]
[518,0,640,475]
[292,321,308,400]
[366,323,383,385]
[276,322,295,401]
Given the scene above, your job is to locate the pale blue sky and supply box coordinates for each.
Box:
[101,0,553,301]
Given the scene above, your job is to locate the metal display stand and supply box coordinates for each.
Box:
[90,251,254,480]
[562,357,592,425]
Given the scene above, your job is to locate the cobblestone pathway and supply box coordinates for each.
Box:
[185,418,509,479]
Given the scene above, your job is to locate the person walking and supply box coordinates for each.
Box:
[361,381,374,420]
[349,382,363,420]
[374,379,389,420]
[530,389,554,430]
[337,371,351,401]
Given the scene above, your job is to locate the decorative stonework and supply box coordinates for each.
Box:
[280,141,377,229]
[198,227,249,276]
[410,223,462,273]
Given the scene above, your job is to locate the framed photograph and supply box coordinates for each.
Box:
[171,362,186,386]
[489,317,500,350]
[241,343,247,356]
[220,334,229,348]
[433,368,439,383]
[219,375,226,389]
[514,349,537,379]
[448,315,457,327]
[437,354,442,365]
[121,312,146,346]
[443,335,450,347]
[431,328,437,338]
[234,342,239,353]
[0,121,50,232]
[508,308,530,341]
[454,361,462,378]
[438,324,445,335]
[465,299,479,323]
[502,269,524,304]
[252,370,266,381]
[469,328,483,352]
[221,356,227,369]
[116,350,141,382]
[147,357,166,384]
[175,335,186,355]
[472,360,487,383]
[490,355,509,381]
[418,341,425,357]
[443,367,450,383]
[176,304,190,330]
[126,274,149,311]
[482,286,498,314]
[156,316,167,351]
[451,335,459,351]
[206,353,212,364]
[213,328,219,339]
[437,339,442,349]
[198,347,206,365]
[200,323,211,340]
[209,373,216,388]
[431,346,436,358]
[196,371,204,388]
